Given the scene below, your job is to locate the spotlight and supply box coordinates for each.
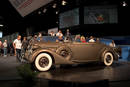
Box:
[52,3,57,8]
[56,11,58,14]
[38,11,41,14]
[62,0,67,6]
[0,24,3,27]
[122,1,127,7]
[56,21,58,24]
[43,8,47,13]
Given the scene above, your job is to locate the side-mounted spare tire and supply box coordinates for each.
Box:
[35,53,53,71]
[103,52,114,66]
[56,46,72,60]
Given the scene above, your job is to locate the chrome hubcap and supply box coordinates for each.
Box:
[39,57,49,68]
[106,55,112,63]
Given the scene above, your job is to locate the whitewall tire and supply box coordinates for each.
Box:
[103,52,114,66]
[35,53,52,71]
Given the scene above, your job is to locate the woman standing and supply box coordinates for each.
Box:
[22,37,28,53]
[3,40,8,57]
[0,40,3,56]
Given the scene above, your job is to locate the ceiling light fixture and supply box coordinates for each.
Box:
[56,11,58,14]
[43,8,47,13]
[52,3,57,8]
[56,21,58,24]
[62,0,67,6]
[38,11,41,14]
[0,24,3,27]
[122,1,127,7]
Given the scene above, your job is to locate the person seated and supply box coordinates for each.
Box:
[56,30,63,37]
[49,31,55,36]
[109,40,116,47]
[56,36,64,42]
[65,29,72,40]
[96,38,100,42]
[38,32,43,41]
[80,36,87,43]
[64,37,71,42]
[89,36,95,43]
[75,34,81,42]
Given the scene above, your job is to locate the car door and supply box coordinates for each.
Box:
[68,42,103,61]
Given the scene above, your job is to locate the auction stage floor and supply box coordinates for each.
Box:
[0,56,130,87]
[37,61,130,84]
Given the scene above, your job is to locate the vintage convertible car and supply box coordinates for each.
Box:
[24,38,121,71]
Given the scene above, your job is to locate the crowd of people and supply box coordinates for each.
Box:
[49,29,98,43]
[29,29,98,43]
[49,29,116,48]
[0,35,28,62]
[74,35,96,43]
[0,29,116,63]
[49,29,71,42]
[0,40,14,57]
[0,29,98,58]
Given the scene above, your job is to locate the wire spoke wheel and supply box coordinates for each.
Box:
[35,53,52,71]
[104,52,114,66]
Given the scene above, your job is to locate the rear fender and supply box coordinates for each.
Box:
[100,47,118,62]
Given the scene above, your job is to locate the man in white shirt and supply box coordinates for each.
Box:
[56,30,63,37]
[56,30,64,42]
[109,40,116,47]
[89,36,95,43]
[13,35,22,62]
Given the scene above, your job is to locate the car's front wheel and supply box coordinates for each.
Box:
[103,52,114,66]
[35,53,53,71]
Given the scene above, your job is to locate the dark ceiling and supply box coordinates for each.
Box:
[0,0,23,35]
[0,0,60,36]
[0,0,79,36]
[0,0,129,36]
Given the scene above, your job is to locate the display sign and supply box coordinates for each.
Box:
[59,8,79,29]
[84,6,118,24]
[9,0,53,17]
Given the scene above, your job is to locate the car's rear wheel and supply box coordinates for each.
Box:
[103,52,114,66]
[35,53,52,71]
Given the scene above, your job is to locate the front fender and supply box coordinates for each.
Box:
[28,49,74,64]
